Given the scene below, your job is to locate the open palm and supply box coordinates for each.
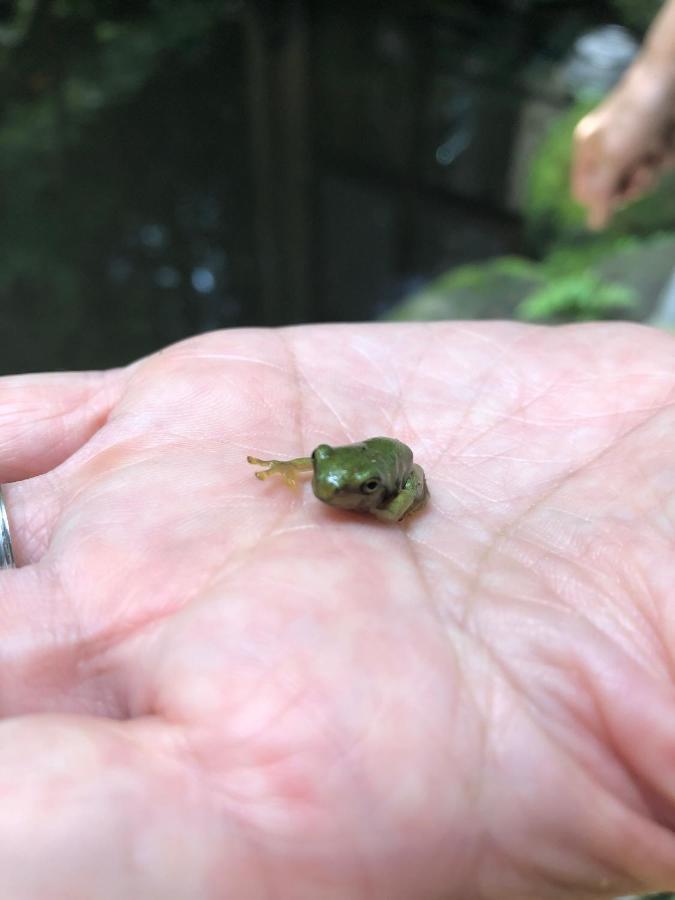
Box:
[2,322,675,900]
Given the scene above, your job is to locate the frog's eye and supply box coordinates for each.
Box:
[361,478,381,494]
[312,444,332,462]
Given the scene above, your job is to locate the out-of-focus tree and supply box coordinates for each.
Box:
[610,0,664,33]
[0,0,248,372]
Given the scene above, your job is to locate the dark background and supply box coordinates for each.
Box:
[0,0,657,373]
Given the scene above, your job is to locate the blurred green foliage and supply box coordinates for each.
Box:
[515,271,636,321]
[386,232,675,323]
[386,256,541,321]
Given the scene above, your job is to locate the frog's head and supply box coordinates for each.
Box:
[311,443,388,511]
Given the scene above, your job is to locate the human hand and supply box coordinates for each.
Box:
[2,322,675,899]
[572,64,675,229]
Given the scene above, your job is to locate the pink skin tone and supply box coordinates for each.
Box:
[573,0,675,229]
[2,322,675,898]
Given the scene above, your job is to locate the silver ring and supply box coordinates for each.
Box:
[0,487,15,569]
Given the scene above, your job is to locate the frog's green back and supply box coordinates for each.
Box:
[360,437,414,483]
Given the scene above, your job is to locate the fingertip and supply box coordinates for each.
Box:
[570,168,588,204]
[587,205,610,230]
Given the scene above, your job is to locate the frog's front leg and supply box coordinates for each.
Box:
[373,464,428,522]
[247,454,313,488]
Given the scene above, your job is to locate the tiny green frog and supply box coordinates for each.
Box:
[247,436,428,522]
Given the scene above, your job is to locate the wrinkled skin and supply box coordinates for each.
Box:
[2,322,675,899]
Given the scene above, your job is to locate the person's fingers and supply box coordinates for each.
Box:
[575,149,615,230]
[586,194,614,230]
[571,119,599,204]
[614,143,675,207]
[572,124,616,230]
[0,475,58,565]
[0,714,240,897]
[0,369,125,484]
[0,369,128,566]
[616,162,657,203]
[0,566,70,705]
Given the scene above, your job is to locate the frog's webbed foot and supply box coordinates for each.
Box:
[247,455,313,488]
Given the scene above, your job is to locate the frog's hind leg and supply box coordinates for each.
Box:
[247,455,313,488]
[373,464,428,522]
